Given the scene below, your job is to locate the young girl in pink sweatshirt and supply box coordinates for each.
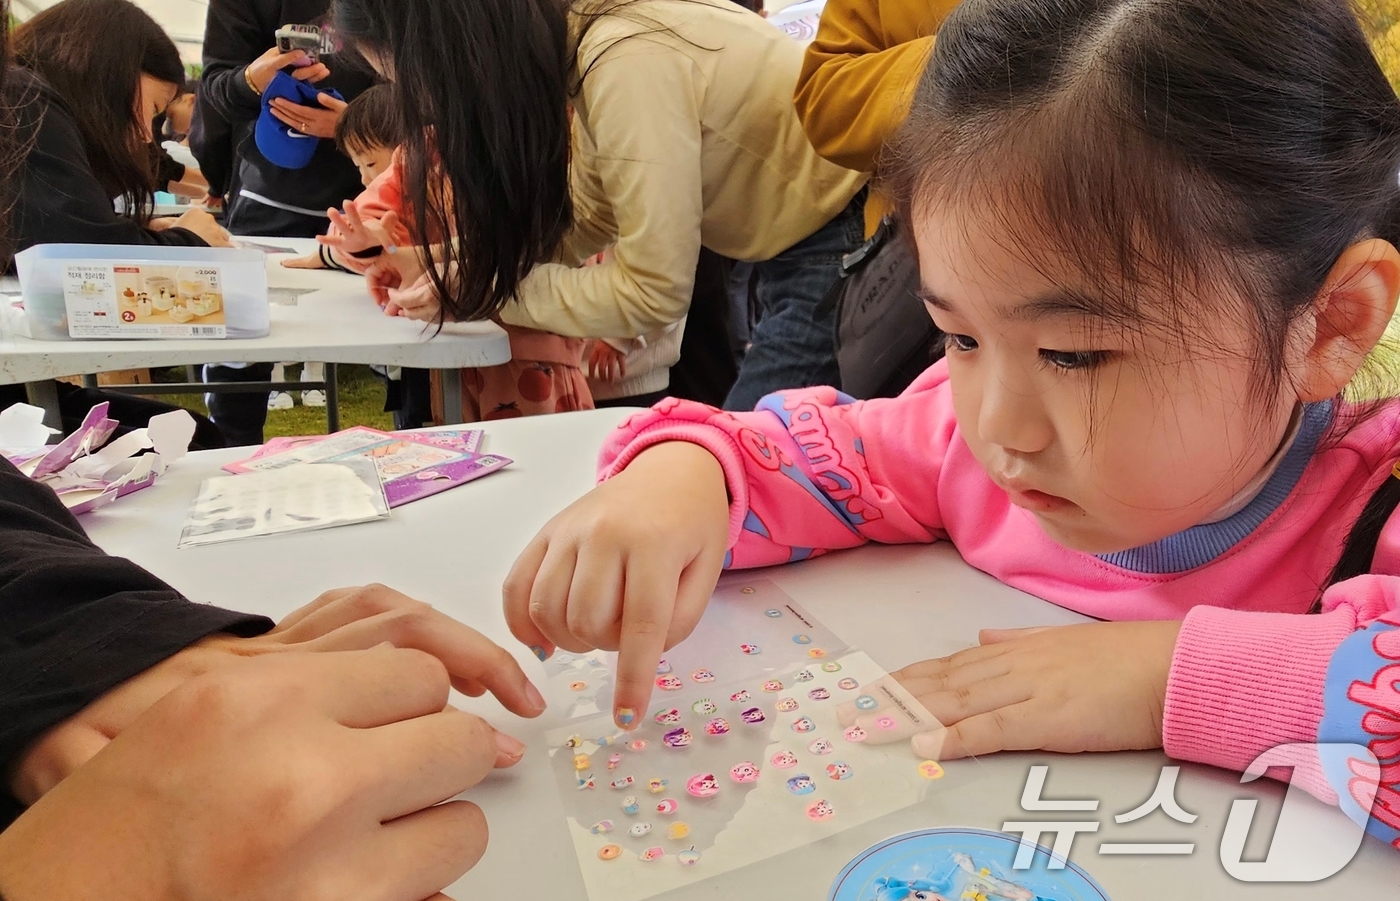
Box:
[504,0,1400,853]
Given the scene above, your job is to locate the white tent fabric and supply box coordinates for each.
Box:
[12,1,210,62]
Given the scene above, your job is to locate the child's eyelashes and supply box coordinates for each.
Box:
[1039,349,1111,371]
[945,333,979,353]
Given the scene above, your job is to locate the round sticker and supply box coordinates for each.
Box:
[854,695,879,710]
[807,648,828,659]
[843,725,868,743]
[918,760,945,780]
[686,773,720,798]
[806,799,835,822]
[705,717,731,736]
[808,738,835,756]
[598,844,622,861]
[741,707,767,724]
[793,634,812,644]
[677,846,700,866]
[663,727,693,749]
[828,828,1114,901]
[656,675,683,691]
[669,823,691,841]
[729,689,752,703]
[786,773,816,795]
[656,799,678,815]
[569,680,587,691]
[837,677,859,691]
[808,688,831,701]
[629,739,649,752]
[692,698,717,716]
[827,761,854,781]
[647,778,669,793]
[730,761,761,783]
[691,668,716,683]
[630,822,652,837]
[770,749,799,769]
[791,716,816,733]
[775,697,799,712]
[654,707,682,725]
[821,661,842,672]
[640,846,665,861]
[740,643,762,655]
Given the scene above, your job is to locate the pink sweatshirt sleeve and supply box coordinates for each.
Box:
[328,154,414,275]
[1164,573,1400,851]
[597,363,960,569]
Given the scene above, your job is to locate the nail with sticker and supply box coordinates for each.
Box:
[762,679,783,692]
[686,773,720,798]
[826,761,854,781]
[740,707,766,724]
[786,774,816,795]
[654,707,682,725]
[704,717,730,736]
[598,844,621,861]
[770,750,798,769]
[610,776,635,790]
[615,708,635,727]
[656,799,679,815]
[918,760,945,780]
[622,796,640,815]
[590,819,615,834]
[807,738,834,756]
[655,675,683,691]
[740,643,762,655]
[806,799,835,822]
[530,645,548,662]
[821,662,842,673]
[640,846,665,861]
[630,822,652,838]
[843,725,868,743]
[808,688,831,701]
[662,727,693,749]
[775,697,799,712]
[691,698,717,716]
[677,846,700,865]
[690,668,716,683]
[729,761,761,783]
[837,678,859,691]
[729,689,752,703]
[807,648,827,659]
[791,716,816,733]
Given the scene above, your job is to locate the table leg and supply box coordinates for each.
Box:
[324,362,340,433]
[440,369,463,426]
[24,380,62,434]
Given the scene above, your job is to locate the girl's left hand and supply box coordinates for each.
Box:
[269,93,348,139]
[895,620,1182,760]
[386,274,443,322]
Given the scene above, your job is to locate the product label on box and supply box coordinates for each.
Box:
[62,264,228,338]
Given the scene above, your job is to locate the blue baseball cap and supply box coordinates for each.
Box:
[255,70,344,170]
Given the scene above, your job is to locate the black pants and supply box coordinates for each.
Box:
[202,363,275,447]
[594,391,667,409]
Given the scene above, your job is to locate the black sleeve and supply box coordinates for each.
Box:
[0,457,273,827]
[189,87,234,197]
[200,0,273,128]
[7,79,209,250]
[156,149,186,190]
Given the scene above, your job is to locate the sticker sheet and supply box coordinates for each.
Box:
[542,579,957,901]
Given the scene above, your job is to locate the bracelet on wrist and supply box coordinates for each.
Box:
[243,66,261,96]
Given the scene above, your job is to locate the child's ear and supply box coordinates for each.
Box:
[1295,238,1400,402]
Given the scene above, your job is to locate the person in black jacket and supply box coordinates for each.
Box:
[6,0,230,250]
[200,0,372,238]
[0,453,545,896]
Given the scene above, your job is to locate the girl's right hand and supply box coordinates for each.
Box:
[504,441,731,729]
[171,208,232,247]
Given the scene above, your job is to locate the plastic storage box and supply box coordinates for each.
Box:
[15,244,271,340]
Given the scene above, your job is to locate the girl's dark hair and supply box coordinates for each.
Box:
[0,0,18,271]
[334,83,404,155]
[12,0,185,224]
[889,0,1400,410]
[333,0,574,324]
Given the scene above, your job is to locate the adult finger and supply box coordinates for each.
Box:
[370,801,488,901]
[611,553,685,729]
[291,62,332,83]
[912,701,1040,760]
[503,535,555,662]
[317,93,349,112]
[274,583,415,641]
[301,645,451,728]
[527,541,593,654]
[306,608,547,718]
[360,708,507,821]
[270,585,364,633]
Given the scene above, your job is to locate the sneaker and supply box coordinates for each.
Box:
[267,391,294,411]
[301,389,327,408]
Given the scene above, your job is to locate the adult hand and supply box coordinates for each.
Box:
[892,621,1181,760]
[169,208,233,247]
[386,273,444,322]
[0,647,515,901]
[200,193,224,212]
[503,441,730,730]
[10,584,546,805]
[270,93,349,140]
[588,342,628,383]
[147,216,179,232]
[364,243,427,309]
[244,47,329,95]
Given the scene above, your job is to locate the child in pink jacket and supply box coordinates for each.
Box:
[503,0,1400,853]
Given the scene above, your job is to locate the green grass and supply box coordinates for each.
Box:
[151,363,394,439]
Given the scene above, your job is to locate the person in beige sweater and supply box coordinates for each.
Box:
[333,0,867,411]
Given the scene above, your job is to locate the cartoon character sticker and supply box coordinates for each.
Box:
[808,648,828,659]
[663,727,692,749]
[686,773,720,798]
[656,659,672,675]
[808,738,835,756]
[740,643,762,655]
[640,846,665,861]
[730,689,752,703]
[854,695,879,710]
[791,716,817,733]
[793,634,813,644]
[704,717,731,736]
[655,799,678,815]
[822,662,843,673]
[843,726,868,743]
[729,761,761,783]
[771,750,799,769]
[654,707,682,725]
[656,675,683,691]
[918,760,945,780]
[691,668,716,683]
[808,687,831,701]
[677,846,700,866]
[826,762,853,781]
[630,822,652,837]
[692,698,718,716]
[607,753,622,770]
[590,819,614,834]
[622,796,640,815]
[764,608,783,618]
[610,776,634,790]
[741,707,767,724]
[598,844,621,861]
[628,739,649,752]
[795,669,815,683]
[786,774,816,796]
[573,753,591,771]
[762,679,784,692]
[837,678,859,691]
[775,697,799,712]
[806,799,835,822]
[648,778,669,793]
